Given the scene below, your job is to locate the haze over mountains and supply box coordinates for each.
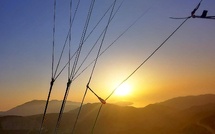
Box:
[1,94,215,134]
[0,100,80,116]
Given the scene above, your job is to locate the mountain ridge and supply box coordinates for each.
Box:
[158,94,215,110]
[1,94,215,134]
[0,100,80,116]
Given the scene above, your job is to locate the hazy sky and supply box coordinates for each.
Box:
[0,0,215,111]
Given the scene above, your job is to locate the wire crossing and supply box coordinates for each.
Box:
[39,0,215,133]
[52,0,122,82]
[53,0,80,79]
[40,0,82,133]
[73,8,149,81]
[54,0,96,133]
[91,17,189,134]
[73,0,125,78]
[49,0,81,81]
[88,0,117,83]
[71,1,117,134]
[53,2,114,81]
[70,0,96,80]
[90,0,215,133]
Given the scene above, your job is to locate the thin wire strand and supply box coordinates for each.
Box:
[51,0,56,79]
[39,0,56,133]
[68,0,72,79]
[91,104,102,134]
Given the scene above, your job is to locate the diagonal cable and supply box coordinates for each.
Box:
[39,0,56,133]
[91,17,189,133]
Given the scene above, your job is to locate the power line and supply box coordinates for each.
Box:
[54,0,96,133]
[70,0,96,80]
[51,0,56,79]
[89,0,117,83]
[73,0,125,79]
[107,20,189,101]
[53,0,81,79]
[73,8,149,81]
[91,0,215,133]
[53,2,112,80]
[39,0,56,133]
[71,1,117,134]
[91,17,189,133]
[68,0,72,79]
[53,0,121,81]
[40,0,81,133]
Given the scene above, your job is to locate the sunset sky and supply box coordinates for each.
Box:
[0,0,215,111]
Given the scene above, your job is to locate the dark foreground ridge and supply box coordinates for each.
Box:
[1,94,215,134]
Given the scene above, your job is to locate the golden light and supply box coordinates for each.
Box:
[115,83,132,96]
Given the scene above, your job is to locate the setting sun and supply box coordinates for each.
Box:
[115,83,132,96]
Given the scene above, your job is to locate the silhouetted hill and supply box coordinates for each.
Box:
[0,100,80,116]
[0,112,4,116]
[1,94,215,134]
[159,94,215,110]
[0,115,40,134]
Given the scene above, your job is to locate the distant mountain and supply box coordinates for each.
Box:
[1,94,215,134]
[0,100,80,116]
[158,94,215,110]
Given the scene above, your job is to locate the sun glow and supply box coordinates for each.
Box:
[115,83,132,96]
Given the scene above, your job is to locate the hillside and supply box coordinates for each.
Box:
[1,94,215,134]
[159,94,215,110]
[0,100,80,116]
